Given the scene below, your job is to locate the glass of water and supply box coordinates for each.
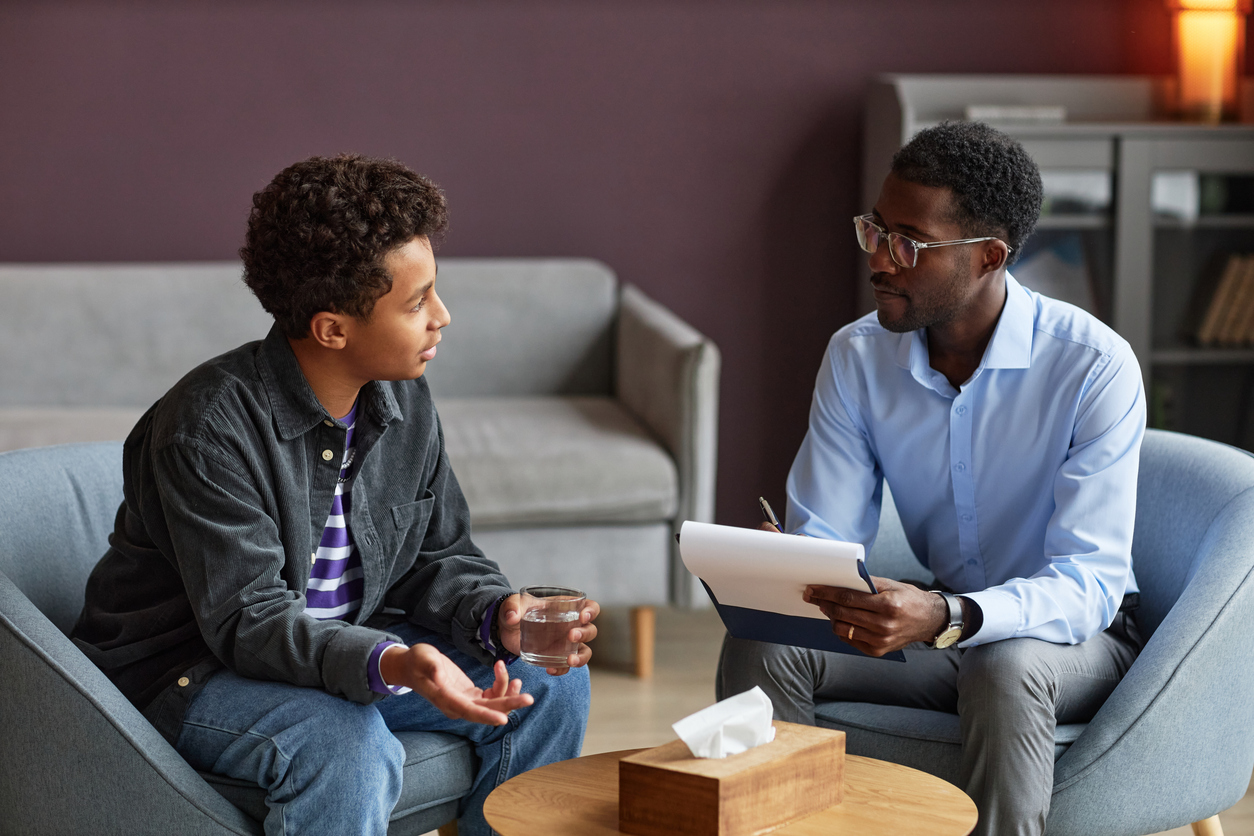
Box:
[518,586,585,666]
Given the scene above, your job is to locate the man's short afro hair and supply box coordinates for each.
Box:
[240,154,448,338]
[890,121,1042,265]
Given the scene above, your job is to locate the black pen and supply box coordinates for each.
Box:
[758,497,784,533]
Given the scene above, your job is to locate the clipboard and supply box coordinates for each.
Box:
[680,520,906,662]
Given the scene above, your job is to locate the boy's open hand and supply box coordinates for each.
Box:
[379,644,532,726]
[496,593,601,675]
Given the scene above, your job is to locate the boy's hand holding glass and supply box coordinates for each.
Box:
[497,587,600,675]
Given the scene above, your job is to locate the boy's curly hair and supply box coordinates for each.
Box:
[891,121,1042,265]
[240,154,448,337]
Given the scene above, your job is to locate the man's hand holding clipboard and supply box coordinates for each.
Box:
[742,498,956,659]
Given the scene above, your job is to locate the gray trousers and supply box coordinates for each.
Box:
[716,612,1143,836]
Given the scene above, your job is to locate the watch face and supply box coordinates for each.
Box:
[932,626,962,649]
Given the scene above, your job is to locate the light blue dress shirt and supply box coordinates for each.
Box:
[786,274,1146,647]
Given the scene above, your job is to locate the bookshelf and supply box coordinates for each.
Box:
[862,75,1254,451]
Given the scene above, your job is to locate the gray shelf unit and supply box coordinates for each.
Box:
[862,74,1254,449]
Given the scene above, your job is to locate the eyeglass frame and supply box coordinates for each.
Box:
[854,213,1011,269]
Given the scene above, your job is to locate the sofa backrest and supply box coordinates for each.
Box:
[0,263,271,408]
[0,442,124,634]
[0,259,618,407]
[424,259,617,397]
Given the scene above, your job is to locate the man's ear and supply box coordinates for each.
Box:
[979,240,1010,276]
[307,311,349,350]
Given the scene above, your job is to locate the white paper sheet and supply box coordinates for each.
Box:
[678,520,869,619]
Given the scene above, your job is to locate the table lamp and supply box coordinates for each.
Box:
[1168,0,1250,122]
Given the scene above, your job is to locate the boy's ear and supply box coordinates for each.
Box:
[307,311,349,350]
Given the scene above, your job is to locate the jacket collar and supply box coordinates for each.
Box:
[256,325,402,441]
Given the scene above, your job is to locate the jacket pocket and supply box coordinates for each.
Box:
[390,490,436,537]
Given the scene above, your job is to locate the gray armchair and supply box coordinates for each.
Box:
[816,429,1254,836]
[0,442,473,835]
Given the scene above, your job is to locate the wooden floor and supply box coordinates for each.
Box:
[430,605,1254,835]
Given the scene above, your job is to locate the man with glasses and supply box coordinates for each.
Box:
[718,121,1145,836]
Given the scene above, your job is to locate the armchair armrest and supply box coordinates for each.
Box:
[0,570,258,834]
[616,284,720,607]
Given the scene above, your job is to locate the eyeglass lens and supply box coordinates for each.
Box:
[855,217,916,268]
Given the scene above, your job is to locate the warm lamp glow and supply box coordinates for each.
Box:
[1169,0,1249,122]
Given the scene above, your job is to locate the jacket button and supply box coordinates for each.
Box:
[322,449,335,461]
[177,677,190,687]
[323,419,334,427]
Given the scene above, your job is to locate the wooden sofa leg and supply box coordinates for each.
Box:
[631,605,656,679]
[437,821,459,836]
[1192,815,1224,836]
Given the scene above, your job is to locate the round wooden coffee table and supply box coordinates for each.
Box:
[485,748,977,835]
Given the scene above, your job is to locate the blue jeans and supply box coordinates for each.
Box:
[174,623,590,836]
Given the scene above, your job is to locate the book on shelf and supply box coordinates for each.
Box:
[1231,258,1254,345]
[1197,254,1254,347]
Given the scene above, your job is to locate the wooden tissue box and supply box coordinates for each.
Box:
[618,721,845,836]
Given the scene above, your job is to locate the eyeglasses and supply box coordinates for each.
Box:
[854,214,1010,269]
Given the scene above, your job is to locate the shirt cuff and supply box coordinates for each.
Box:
[958,588,1020,647]
[480,593,519,664]
[367,641,413,695]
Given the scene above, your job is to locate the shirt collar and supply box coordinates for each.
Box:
[894,272,1034,380]
[257,325,402,441]
[981,272,1033,370]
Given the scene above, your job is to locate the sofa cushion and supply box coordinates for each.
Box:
[813,701,1087,785]
[438,396,679,527]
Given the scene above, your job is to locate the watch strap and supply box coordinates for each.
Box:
[930,590,964,648]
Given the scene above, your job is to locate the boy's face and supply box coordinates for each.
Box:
[340,235,450,381]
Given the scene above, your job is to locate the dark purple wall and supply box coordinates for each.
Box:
[0,1,1174,525]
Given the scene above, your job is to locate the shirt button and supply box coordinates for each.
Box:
[323,419,335,427]
[962,514,973,522]
[956,406,968,416]
[177,677,190,687]
[954,462,966,473]
[967,559,978,566]
[322,449,335,462]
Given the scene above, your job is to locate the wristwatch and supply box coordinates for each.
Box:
[929,591,964,649]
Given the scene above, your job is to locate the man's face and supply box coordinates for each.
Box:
[867,174,985,334]
[340,236,450,381]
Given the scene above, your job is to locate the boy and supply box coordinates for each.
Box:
[72,154,596,836]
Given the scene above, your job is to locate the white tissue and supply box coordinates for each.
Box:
[671,686,777,759]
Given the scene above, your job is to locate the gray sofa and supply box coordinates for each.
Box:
[0,259,721,674]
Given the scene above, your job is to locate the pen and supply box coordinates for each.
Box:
[758,497,783,533]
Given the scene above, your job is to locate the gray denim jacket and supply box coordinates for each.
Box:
[71,326,511,736]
